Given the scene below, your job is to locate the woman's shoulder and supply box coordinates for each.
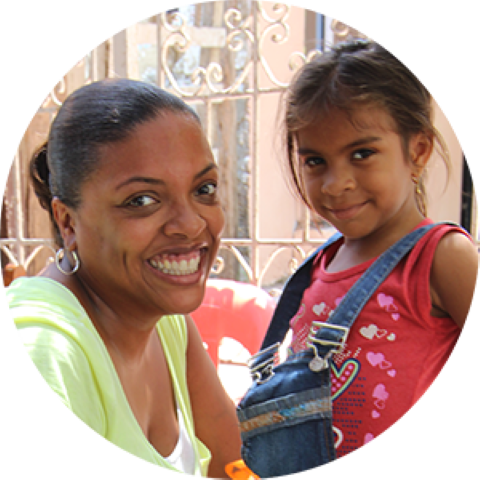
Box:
[7,276,104,349]
[7,276,84,312]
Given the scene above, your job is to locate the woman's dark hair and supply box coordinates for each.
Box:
[29,78,199,247]
[282,39,449,216]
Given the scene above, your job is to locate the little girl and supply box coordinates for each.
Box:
[280,40,477,458]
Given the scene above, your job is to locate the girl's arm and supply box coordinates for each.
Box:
[430,231,478,328]
[185,314,242,478]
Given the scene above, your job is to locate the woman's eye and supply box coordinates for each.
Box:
[352,149,375,160]
[197,182,217,197]
[127,195,157,208]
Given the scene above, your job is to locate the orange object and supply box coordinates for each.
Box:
[191,279,276,367]
[225,460,260,479]
[2,263,27,287]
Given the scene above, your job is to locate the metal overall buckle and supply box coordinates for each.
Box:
[248,342,280,384]
[306,322,349,372]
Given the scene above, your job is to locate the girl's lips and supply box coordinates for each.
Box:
[327,202,367,220]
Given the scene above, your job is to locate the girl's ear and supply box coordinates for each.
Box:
[51,197,77,251]
[409,131,434,176]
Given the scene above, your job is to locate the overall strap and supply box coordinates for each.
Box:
[260,232,342,350]
[311,223,441,359]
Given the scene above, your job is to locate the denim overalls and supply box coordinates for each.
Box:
[237,223,443,477]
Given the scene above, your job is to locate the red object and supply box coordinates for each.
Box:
[191,279,276,367]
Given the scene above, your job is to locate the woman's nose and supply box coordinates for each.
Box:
[162,202,207,239]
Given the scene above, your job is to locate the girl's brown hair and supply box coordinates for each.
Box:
[281,39,449,216]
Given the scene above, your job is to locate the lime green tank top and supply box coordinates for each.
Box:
[7,277,211,476]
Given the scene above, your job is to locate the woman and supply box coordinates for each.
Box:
[6,78,241,477]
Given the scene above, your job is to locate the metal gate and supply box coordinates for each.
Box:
[1,1,474,291]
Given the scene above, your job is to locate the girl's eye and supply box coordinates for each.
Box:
[304,156,325,167]
[352,149,375,160]
[126,195,157,208]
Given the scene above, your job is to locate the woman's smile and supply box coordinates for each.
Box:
[147,247,208,284]
[149,249,203,276]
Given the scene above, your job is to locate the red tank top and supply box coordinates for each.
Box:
[288,219,464,457]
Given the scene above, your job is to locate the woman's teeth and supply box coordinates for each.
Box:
[149,254,201,276]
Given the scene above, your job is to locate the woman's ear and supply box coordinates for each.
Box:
[409,131,434,176]
[51,197,77,251]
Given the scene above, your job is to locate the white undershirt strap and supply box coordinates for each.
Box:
[165,406,197,475]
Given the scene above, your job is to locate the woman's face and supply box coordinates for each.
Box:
[68,112,224,319]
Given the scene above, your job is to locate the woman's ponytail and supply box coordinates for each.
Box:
[29,142,62,247]
[29,142,52,210]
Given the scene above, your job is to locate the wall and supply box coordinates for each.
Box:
[426,102,464,223]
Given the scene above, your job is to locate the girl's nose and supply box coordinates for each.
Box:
[321,166,355,196]
[162,202,207,239]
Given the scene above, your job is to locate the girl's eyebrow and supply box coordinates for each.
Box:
[296,147,321,156]
[297,136,382,156]
[343,136,382,150]
[115,163,218,191]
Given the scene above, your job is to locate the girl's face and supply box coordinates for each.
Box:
[295,106,429,241]
[65,112,224,319]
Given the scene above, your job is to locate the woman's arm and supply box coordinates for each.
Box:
[430,231,478,328]
[185,314,242,478]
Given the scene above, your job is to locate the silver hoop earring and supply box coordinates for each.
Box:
[55,249,80,276]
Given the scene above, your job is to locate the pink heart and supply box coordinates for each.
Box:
[367,352,392,371]
[377,293,394,308]
[387,369,396,377]
[391,313,400,321]
[364,433,374,444]
[373,383,389,401]
[372,410,380,419]
[366,352,385,367]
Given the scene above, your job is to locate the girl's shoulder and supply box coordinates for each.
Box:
[407,220,471,263]
[428,222,478,328]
